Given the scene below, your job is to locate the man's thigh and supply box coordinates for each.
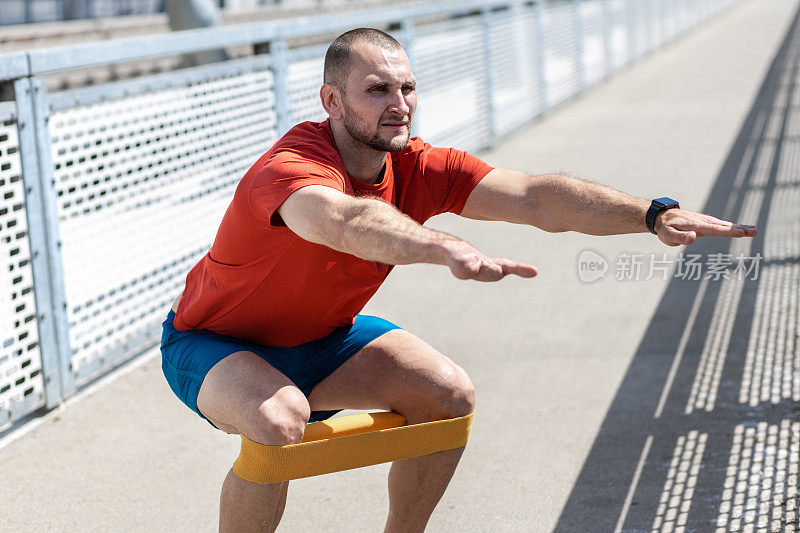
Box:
[197,350,311,442]
[306,329,475,422]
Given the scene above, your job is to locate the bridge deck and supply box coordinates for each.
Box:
[1,1,797,530]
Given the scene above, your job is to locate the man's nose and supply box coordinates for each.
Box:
[388,89,410,116]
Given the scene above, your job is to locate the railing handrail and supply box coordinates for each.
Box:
[0,51,29,80]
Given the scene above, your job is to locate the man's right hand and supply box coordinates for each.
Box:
[441,240,538,282]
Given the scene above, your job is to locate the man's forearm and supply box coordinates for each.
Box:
[339,197,458,265]
[531,173,651,235]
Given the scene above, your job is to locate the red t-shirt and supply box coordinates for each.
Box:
[173,120,493,346]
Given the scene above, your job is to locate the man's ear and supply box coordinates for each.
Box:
[320,83,344,120]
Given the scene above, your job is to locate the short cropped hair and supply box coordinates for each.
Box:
[324,28,402,92]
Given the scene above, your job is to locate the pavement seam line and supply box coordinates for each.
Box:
[614,434,654,533]
[653,277,709,419]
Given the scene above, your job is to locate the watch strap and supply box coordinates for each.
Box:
[646,197,679,234]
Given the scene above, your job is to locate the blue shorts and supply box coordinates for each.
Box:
[160,310,400,426]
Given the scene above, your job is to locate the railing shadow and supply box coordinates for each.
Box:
[555,4,800,531]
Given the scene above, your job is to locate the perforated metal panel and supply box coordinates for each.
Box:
[413,16,491,153]
[579,1,606,86]
[627,0,650,61]
[0,102,45,427]
[653,0,672,47]
[287,46,328,127]
[673,0,692,37]
[652,0,667,54]
[488,6,544,138]
[543,2,582,106]
[609,0,633,70]
[47,58,278,383]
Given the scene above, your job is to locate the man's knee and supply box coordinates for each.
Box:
[428,364,477,420]
[445,365,477,416]
[241,387,311,445]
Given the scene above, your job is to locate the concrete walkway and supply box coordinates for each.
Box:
[1,1,797,531]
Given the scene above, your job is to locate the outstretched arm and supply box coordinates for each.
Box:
[460,169,758,246]
[277,185,538,281]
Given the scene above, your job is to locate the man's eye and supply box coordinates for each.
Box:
[370,87,387,92]
[402,86,415,93]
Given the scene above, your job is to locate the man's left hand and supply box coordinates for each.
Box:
[655,209,759,246]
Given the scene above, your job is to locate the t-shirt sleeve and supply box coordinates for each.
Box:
[248,157,346,228]
[416,144,494,216]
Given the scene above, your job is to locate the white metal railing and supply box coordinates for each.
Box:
[0,0,743,432]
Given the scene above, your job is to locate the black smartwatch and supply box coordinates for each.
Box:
[646,197,679,234]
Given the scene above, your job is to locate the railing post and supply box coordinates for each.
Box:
[13,76,74,409]
[270,39,291,137]
[534,0,548,112]
[481,7,498,147]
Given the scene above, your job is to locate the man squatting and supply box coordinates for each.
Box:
[159,28,758,532]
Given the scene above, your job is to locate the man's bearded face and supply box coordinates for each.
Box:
[339,45,417,153]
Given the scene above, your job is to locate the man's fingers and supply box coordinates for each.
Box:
[659,225,695,246]
[663,212,759,242]
[702,216,759,236]
[701,218,754,234]
[698,224,744,237]
[466,258,538,282]
[446,243,538,282]
[476,257,538,280]
[473,260,504,282]
[733,223,758,237]
[495,257,538,278]
[694,222,758,238]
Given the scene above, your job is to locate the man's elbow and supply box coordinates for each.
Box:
[524,197,567,233]
[337,199,379,255]
[524,174,574,232]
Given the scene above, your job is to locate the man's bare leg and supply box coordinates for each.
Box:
[219,473,288,533]
[384,446,467,533]
[307,329,476,533]
[194,350,312,533]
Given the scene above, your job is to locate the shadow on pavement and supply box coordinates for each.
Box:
[556,4,800,531]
